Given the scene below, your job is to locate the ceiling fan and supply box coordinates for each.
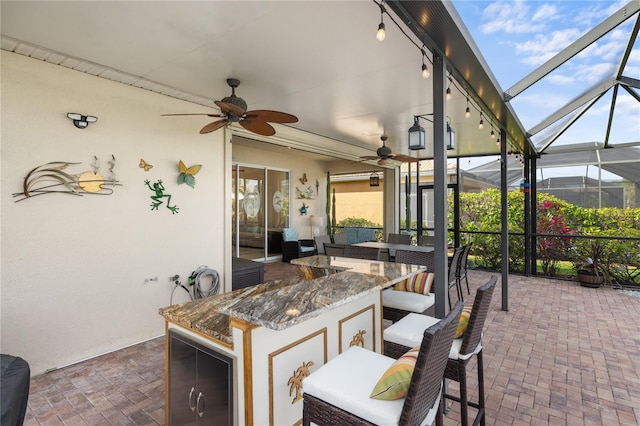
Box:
[360,135,419,165]
[162,78,298,137]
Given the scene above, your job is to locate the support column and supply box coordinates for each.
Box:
[432,52,448,319]
[500,127,509,311]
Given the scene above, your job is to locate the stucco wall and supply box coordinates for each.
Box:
[1,51,227,374]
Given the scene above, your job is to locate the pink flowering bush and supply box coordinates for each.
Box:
[537,199,576,276]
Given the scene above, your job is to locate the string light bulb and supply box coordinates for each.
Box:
[420,48,430,79]
[465,97,471,118]
[376,2,386,41]
[478,113,484,129]
[446,77,452,100]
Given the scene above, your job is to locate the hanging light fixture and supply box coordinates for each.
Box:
[446,121,455,150]
[465,97,471,118]
[376,1,386,41]
[369,170,380,187]
[408,116,425,150]
[478,112,484,129]
[446,77,452,101]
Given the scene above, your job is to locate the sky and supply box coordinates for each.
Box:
[450,0,639,180]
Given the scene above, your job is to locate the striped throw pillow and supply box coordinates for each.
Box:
[454,305,473,338]
[394,272,435,295]
[370,346,419,400]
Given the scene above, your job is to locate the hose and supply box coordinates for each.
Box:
[189,266,220,299]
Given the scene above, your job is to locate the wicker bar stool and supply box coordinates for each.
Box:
[458,243,473,295]
[302,302,463,426]
[343,245,380,260]
[448,246,465,309]
[383,276,497,426]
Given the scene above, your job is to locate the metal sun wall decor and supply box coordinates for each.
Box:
[13,156,119,202]
[177,160,202,188]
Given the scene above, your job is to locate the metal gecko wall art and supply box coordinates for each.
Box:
[13,155,120,202]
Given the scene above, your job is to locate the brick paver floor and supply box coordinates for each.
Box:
[23,264,640,425]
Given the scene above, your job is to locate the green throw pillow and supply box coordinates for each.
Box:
[370,346,419,400]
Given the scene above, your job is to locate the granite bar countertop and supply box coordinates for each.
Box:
[291,255,425,286]
[222,271,388,331]
[159,270,390,340]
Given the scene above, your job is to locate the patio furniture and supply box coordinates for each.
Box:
[342,245,379,260]
[382,250,436,323]
[332,233,348,245]
[383,275,498,426]
[418,235,434,246]
[323,243,345,257]
[387,233,411,245]
[342,227,376,244]
[281,228,316,262]
[448,246,465,309]
[314,235,332,255]
[459,243,473,295]
[395,249,435,272]
[232,257,264,290]
[1,354,30,426]
[302,302,464,426]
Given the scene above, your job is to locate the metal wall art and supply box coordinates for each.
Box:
[139,158,153,171]
[13,156,119,202]
[299,203,308,215]
[144,179,179,214]
[177,160,201,188]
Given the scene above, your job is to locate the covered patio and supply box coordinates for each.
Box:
[23,265,640,425]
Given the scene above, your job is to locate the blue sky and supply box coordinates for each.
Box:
[451,0,639,179]
[452,0,638,141]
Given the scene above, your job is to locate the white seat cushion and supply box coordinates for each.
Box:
[303,346,439,426]
[300,246,316,253]
[384,313,440,348]
[384,313,482,360]
[383,289,435,313]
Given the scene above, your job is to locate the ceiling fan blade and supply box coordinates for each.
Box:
[214,100,246,116]
[389,154,419,162]
[244,110,298,124]
[162,113,224,117]
[200,119,229,134]
[239,119,276,136]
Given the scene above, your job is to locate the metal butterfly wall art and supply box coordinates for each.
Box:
[178,160,202,188]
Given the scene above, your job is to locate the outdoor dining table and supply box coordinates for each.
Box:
[352,241,434,257]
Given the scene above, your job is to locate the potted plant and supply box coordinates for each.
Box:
[575,236,606,288]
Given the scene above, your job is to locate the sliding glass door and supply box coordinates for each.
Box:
[232,164,289,260]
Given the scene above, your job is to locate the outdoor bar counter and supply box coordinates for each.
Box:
[159,257,424,426]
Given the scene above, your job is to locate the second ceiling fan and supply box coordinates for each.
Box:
[360,135,418,165]
[162,78,298,137]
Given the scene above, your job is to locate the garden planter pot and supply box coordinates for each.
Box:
[577,269,604,288]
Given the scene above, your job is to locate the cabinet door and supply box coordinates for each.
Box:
[196,349,234,425]
[169,334,198,426]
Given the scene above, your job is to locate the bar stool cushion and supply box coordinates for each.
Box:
[384,313,482,361]
[384,313,439,348]
[383,289,435,313]
[303,346,439,425]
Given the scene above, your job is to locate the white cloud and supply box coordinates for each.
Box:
[515,28,582,65]
[480,0,547,34]
[531,4,558,23]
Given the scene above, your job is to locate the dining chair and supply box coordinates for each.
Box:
[387,233,411,245]
[448,246,465,309]
[332,233,348,245]
[458,243,473,295]
[383,275,498,426]
[342,245,379,260]
[395,249,435,272]
[314,235,332,255]
[418,234,435,246]
[323,243,345,257]
[302,302,464,426]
